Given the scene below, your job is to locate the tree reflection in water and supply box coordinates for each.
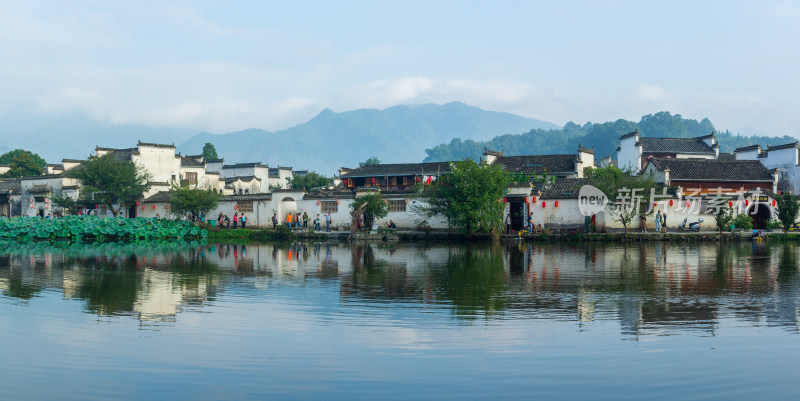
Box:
[0,240,799,333]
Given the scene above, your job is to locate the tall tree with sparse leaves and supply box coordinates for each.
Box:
[0,149,47,177]
[202,143,219,160]
[586,165,655,235]
[67,154,150,217]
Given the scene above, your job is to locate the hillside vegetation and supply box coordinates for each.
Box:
[423,111,796,162]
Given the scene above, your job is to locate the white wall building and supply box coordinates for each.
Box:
[734,141,800,194]
[617,131,719,174]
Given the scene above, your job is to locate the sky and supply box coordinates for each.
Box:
[1,0,799,136]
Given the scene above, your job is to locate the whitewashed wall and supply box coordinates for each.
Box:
[617,135,641,173]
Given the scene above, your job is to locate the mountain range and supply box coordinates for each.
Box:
[3,103,796,176]
[176,102,558,173]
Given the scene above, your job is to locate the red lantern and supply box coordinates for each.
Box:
[503,197,508,204]
[685,201,690,208]
[669,199,673,207]
[405,199,409,204]
[772,200,777,207]
[524,197,529,204]
[316,200,320,205]
[165,205,169,210]
[728,201,733,208]
[136,201,139,206]
[555,201,559,208]
[532,196,537,204]
[653,202,657,208]
[141,205,144,211]
[152,204,156,210]
[745,200,749,207]
[234,204,238,210]
[542,201,546,208]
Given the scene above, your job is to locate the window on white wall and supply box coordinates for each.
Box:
[321,201,338,213]
[388,200,406,212]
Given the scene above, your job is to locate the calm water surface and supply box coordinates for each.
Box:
[1,240,799,400]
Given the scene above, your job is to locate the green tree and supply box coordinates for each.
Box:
[732,212,753,230]
[287,171,332,191]
[0,149,47,177]
[586,165,656,235]
[351,192,389,230]
[776,193,800,232]
[359,157,381,167]
[50,193,81,216]
[715,207,733,232]
[168,183,221,221]
[201,143,219,160]
[416,160,510,236]
[67,154,150,217]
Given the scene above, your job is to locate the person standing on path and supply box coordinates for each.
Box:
[272,213,278,229]
[640,214,647,233]
[527,212,534,232]
[286,212,293,228]
[241,213,247,229]
[302,212,309,228]
[315,214,321,231]
[662,213,667,233]
[233,212,238,229]
[655,210,662,233]
[325,213,332,232]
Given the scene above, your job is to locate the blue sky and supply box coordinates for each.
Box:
[1,0,798,136]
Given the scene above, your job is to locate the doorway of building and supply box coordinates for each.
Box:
[749,204,771,229]
[128,205,137,218]
[279,197,297,225]
[508,198,525,231]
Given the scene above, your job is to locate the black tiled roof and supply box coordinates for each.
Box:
[717,152,736,161]
[224,176,260,183]
[340,162,452,178]
[0,179,21,194]
[180,156,205,167]
[767,141,799,151]
[303,191,356,200]
[27,184,52,194]
[137,141,175,149]
[540,178,595,199]
[638,137,714,154]
[222,162,267,169]
[647,158,774,182]
[493,154,578,175]
[143,191,171,202]
[734,144,761,152]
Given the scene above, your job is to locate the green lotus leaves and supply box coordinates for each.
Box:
[0,216,208,242]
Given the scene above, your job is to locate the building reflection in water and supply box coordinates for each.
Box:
[0,240,798,334]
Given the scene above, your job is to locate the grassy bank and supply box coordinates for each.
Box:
[205,225,329,242]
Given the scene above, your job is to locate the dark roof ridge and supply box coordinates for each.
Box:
[137,141,175,148]
[767,141,799,151]
[734,144,762,152]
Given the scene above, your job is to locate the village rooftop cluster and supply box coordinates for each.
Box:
[0,131,797,231]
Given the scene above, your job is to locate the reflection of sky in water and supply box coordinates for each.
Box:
[0,241,799,400]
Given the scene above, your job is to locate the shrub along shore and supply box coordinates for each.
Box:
[3,216,797,243]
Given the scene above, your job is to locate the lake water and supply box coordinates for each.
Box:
[1,240,799,400]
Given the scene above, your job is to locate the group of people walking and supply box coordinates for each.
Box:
[217,212,247,229]
[278,211,333,232]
